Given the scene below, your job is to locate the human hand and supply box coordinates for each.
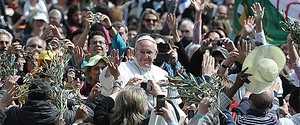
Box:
[84,11,93,29]
[197,97,214,116]
[41,25,63,40]
[243,16,255,35]
[237,39,251,64]
[223,38,236,52]
[64,39,75,53]
[223,50,239,67]
[74,46,84,68]
[166,13,177,31]
[168,48,178,61]
[3,75,20,90]
[191,0,205,12]
[200,37,214,52]
[96,13,112,29]
[202,55,219,76]
[0,84,18,111]
[124,48,135,62]
[125,77,144,86]
[155,102,176,123]
[147,80,164,96]
[89,83,102,100]
[235,67,252,86]
[74,104,88,124]
[7,42,22,55]
[108,49,123,79]
[251,2,265,21]
[279,100,290,117]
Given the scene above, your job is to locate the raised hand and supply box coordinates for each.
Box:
[89,83,102,100]
[166,13,177,31]
[155,102,176,123]
[3,75,20,90]
[84,11,93,29]
[237,39,251,64]
[243,16,255,35]
[200,37,215,52]
[202,54,219,76]
[74,104,88,124]
[197,97,214,116]
[236,67,252,85]
[74,46,84,68]
[124,48,135,62]
[64,39,75,53]
[0,84,19,111]
[96,13,112,29]
[7,42,22,55]
[251,2,265,20]
[108,49,123,79]
[223,38,236,52]
[191,0,205,12]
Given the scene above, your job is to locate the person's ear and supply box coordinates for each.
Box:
[268,103,273,110]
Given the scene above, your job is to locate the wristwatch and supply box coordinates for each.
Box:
[113,80,123,88]
[221,61,230,69]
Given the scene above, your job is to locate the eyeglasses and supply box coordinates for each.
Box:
[136,50,156,56]
[180,30,190,33]
[144,19,158,23]
[91,40,106,45]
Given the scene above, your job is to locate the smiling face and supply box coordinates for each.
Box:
[134,40,158,69]
[88,35,108,56]
[142,13,158,31]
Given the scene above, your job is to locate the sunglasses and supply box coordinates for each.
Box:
[144,19,157,23]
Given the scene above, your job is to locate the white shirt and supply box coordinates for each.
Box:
[99,59,182,105]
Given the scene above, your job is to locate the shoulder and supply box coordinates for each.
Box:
[152,65,168,74]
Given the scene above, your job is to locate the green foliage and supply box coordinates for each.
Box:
[167,74,233,103]
[280,19,300,44]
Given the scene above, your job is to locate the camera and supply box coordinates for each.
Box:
[93,14,100,22]
[140,82,152,91]
[156,95,165,111]
[212,39,224,46]
[187,109,195,119]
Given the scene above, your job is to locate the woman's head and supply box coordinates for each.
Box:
[138,8,161,33]
[67,5,82,27]
[111,86,148,125]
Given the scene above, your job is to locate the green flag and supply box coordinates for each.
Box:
[232,0,288,45]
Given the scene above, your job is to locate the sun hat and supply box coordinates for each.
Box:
[83,54,109,72]
[33,12,49,23]
[242,45,286,94]
[212,48,229,59]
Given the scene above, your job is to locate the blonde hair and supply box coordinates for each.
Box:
[211,15,231,37]
[110,86,148,125]
[138,8,161,33]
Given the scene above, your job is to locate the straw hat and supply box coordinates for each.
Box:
[242,45,286,94]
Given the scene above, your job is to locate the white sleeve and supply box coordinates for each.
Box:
[289,69,300,87]
[23,2,31,18]
[99,67,115,96]
[255,30,269,45]
[38,0,48,14]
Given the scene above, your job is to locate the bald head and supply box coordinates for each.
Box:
[250,88,274,111]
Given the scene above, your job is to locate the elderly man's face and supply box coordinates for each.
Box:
[134,40,158,69]
[0,34,11,52]
[179,24,193,38]
[49,12,61,26]
[26,39,45,53]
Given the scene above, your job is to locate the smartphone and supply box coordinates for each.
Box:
[188,109,195,119]
[156,95,166,111]
[141,82,152,91]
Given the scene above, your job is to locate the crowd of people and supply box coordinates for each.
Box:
[0,0,299,125]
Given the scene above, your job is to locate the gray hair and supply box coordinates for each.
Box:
[49,9,62,20]
[180,18,195,29]
[0,29,13,43]
[26,36,46,49]
[112,21,128,33]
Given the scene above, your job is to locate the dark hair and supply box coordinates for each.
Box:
[28,79,52,100]
[289,87,300,113]
[88,31,107,45]
[112,22,128,33]
[67,5,82,27]
[204,30,222,39]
